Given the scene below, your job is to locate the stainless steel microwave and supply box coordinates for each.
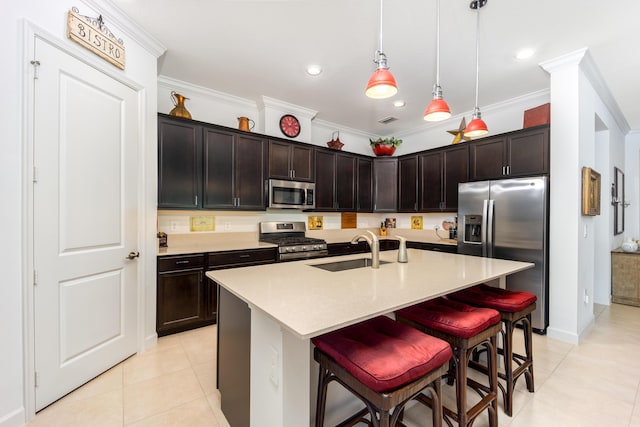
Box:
[267,179,315,209]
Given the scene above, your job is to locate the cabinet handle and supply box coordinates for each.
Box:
[175,260,190,265]
[506,165,511,175]
[195,195,198,205]
[291,169,296,178]
[239,254,251,258]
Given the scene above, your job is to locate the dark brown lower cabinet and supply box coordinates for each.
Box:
[157,254,213,337]
[157,248,277,337]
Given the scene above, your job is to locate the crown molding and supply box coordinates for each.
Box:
[158,76,257,108]
[541,48,630,135]
[258,96,317,120]
[80,0,166,58]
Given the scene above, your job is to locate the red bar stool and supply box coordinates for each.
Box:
[396,297,501,427]
[448,283,536,416]
[312,315,453,427]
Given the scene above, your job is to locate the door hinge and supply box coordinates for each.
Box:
[30,60,41,80]
[33,269,38,286]
[33,166,38,183]
[34,371,39,387]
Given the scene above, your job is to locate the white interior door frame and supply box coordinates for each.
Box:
[21,20,148,420]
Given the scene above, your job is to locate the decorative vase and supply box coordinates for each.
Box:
[372,144,396,156]
[622,238,638,252]
[169,91,192,119]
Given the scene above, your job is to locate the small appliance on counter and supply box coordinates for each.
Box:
[259,221,327,261]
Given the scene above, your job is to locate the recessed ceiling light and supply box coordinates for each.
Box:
[306,65,322,76]
[515,48,535,60]
[393,100,406,108]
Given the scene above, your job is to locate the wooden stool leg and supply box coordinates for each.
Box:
[315,366,330,427]
[502,319,515,416]
[488,335,499,427]
[523,314,535,393]
[455,350,468,427]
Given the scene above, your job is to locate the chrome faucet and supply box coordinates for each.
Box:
[351,230,380,268]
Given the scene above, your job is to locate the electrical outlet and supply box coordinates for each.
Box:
[224,222,231,231]
[584,289,589,304]
[170,221,177,231]
[434,225,440,231]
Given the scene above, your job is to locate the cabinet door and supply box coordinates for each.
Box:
[507,126,549,177]
[419,151,443,211]
[336,154,356,211]
[267,140,292,180]
[398,156,418,212]
[235,134,266,209]
[442,144,469,211]
[357,158,373,212]
[205,278,217,321]
[203,128,235,209]
[158,117,202,208]
[157,269,204,336]
[373,158,398,212]
[290,145,314,181]
[314,150,336,210]
[469,136,507,181]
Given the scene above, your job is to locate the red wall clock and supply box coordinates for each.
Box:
[279,114,301,138]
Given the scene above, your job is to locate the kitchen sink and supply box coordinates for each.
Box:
[310,258,390,272]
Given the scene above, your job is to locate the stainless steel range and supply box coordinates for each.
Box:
[259,221,328,261]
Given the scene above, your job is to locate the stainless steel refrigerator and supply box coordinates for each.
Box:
[457,176,549,333]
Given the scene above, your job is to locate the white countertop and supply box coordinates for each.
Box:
[206,249,533,340]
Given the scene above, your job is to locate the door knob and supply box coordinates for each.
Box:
[126,251,140,260]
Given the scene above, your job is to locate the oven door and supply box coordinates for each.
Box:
[268,179,315,209]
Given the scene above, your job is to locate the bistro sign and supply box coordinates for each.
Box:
[67,7,125,70]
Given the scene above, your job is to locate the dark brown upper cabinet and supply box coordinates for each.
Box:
[398,155,418,212]
[268,140,314,181]
[202,128,267,210]
[470,125,549,181]
[419,144,469,212]
[157,116,202,209]
[373,157,398,212]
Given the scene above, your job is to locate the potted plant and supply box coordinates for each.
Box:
[370,136,403,156]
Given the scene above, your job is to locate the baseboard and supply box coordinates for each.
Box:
[0,407,25,427]
[546,326,579,344]
[143,332,158,352]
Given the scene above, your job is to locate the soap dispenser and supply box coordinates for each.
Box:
[397,236,408,263]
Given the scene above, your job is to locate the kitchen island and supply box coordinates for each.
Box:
[206,249,533,426]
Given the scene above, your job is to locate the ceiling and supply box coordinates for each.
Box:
[111,0,640,135]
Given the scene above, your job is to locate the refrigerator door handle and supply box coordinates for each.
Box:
[482,199,489,257]
[487,199,495,258]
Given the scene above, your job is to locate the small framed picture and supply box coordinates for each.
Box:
[411,216,423,230]
[581,167,601,216]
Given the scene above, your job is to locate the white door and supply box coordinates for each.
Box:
[32,37,139,410]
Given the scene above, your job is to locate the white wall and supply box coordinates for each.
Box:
[2,1,163,425]
[625,130,640,240]
[542,49,628,343]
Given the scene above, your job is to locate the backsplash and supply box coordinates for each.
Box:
[157,210,456,235]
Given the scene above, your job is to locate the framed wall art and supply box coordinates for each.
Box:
[613,167,624,235]
[581,167,601,216]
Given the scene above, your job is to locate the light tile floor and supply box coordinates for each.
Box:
[27,303,640,427]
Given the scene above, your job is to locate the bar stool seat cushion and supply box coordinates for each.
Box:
[396,297,500,339]
[449,284,537,313]
[312,316,452,393]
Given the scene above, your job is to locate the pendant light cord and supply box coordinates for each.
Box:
[379,0,384,54]
[435,0,441,86]
[474,2,481,109]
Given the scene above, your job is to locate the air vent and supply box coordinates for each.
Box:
[378,116,398,124]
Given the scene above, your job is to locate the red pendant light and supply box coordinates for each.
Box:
[424,0,451,122]
[366,0,397,99]
[464,0,489,138]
